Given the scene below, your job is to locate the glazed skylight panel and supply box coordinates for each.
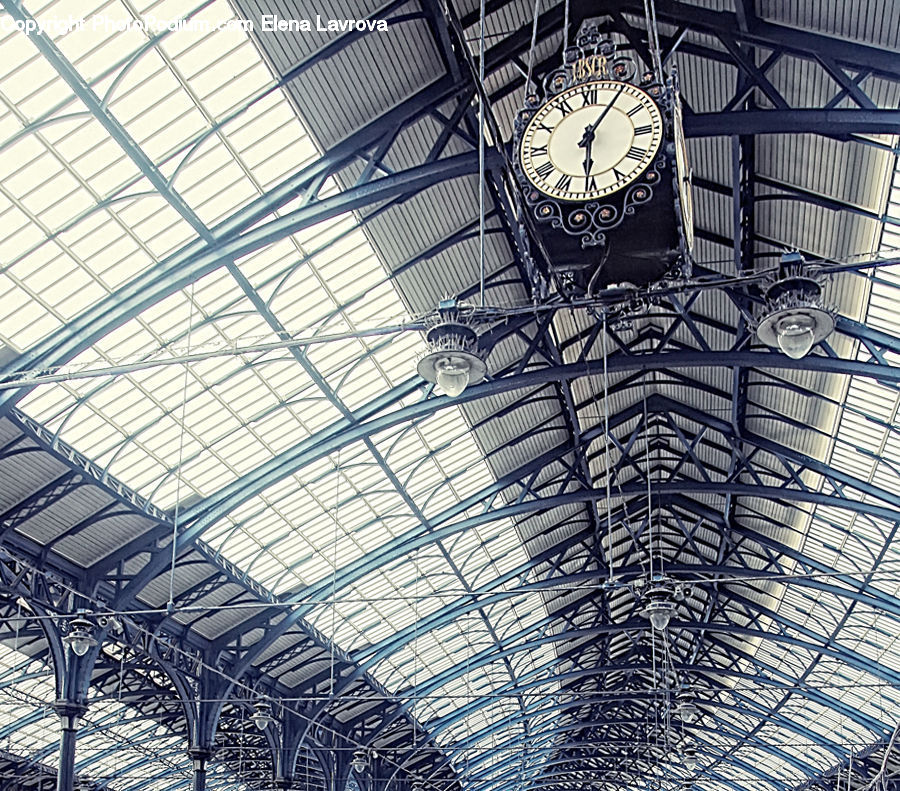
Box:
[0,0,561,776]
[1,0,309,343]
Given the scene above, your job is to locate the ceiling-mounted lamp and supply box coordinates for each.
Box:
[756,251,835,360]
[639,575,681,631]
[416,299,487,398]
[62,611,98,657]
[250,700,275,730]
[351,749,368,774]
[676,688,700,724]
[680,742,699,770]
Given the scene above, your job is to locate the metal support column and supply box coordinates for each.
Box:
[188,747,216,791]
[53,700,86,791]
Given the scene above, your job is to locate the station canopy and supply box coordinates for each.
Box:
[0,1,899,791]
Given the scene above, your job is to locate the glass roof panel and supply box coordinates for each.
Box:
[2,2,559,775]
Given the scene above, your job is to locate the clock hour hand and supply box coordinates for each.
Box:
[578,126,594,150]
[581,137,594,175]
[578,83,626,173]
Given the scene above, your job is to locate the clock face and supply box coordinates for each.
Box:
[519,80,664,202]
[673,98,695,252]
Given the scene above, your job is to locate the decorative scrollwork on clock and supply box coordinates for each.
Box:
[523,156,667,248]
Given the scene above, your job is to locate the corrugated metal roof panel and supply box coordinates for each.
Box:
[759,0,900,50]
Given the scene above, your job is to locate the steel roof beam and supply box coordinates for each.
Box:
[466,739,783,791]
[699,632,893,736]
[197,436,772,682]
[685,109,900,137]
[378,588,886,744]
[695,174,891,225]
[483,2,900,138]
[701,516,900,779]
[128,348,900,582]
[627,661,863,737]
[400,605,900,697]
[463,726,804,790]
[344,557,900,707]
[0,470,83,541]
[376,619,899,747]
[437,696,832,776]
[667,491,900,624]
[652,394,900,511]
[14,378,900,756]
[204,199,530,746]
[200,420,615,652]
[110,375,900,687]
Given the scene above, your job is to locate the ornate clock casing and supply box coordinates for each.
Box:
[512,28,693,298]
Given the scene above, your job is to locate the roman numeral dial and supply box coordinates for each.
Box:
[519,79,664,201]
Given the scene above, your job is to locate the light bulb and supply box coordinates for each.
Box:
[649,609,672,631]
[435,357,471,397]
[351,750,367,774]
[251,702,274,730]
[251,713,272,729]
[69,636,93,656]
[775,315,816,359]
[682,746,699,769]
[679,702,700,723]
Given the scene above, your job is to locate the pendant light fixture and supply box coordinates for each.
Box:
[250,699,274,730]
[675,688,700,724]
[417,299,487,397]
[62,611,98,657]
[639,575,687,631]
[680,741,699,769]
[756,252,835,359]
[351,749,368,774]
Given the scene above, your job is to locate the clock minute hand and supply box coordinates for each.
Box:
[586,83,626,137]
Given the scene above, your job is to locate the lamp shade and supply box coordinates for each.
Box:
[756,254,835,359]
[250,701,274,729]
[416,302,487,397]
[63,615,97,657]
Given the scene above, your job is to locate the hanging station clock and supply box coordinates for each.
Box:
[512,26,694,298]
